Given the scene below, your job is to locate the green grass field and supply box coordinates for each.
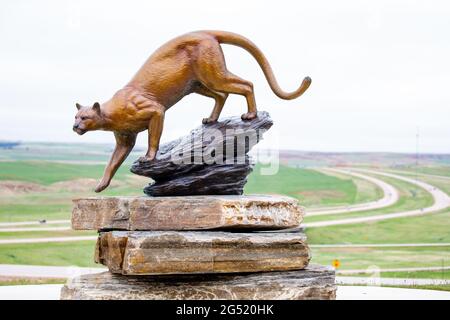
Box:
[307,209,450,244]
[0,161,151,222]
[0,161,377,223]
[245,164,359,207]
[1,144,450,291]
[0,161,131,184]
[0,278,66,286]
[0,142,143,162]
[393,166,450,177]
[307,209,450,284]
[311,246,450,270]
[0,203,71,222]
[312,168,384,205]
[0,230,95,240]
[0,241,98,267]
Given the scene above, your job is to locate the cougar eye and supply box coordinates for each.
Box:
[81,116,87,121]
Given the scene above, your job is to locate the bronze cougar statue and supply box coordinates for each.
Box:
[73,30,311,192]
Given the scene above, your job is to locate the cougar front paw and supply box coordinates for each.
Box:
[95,180,110,193]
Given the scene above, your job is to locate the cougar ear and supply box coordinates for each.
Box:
[76,103,82,110]
[92,102,101,114]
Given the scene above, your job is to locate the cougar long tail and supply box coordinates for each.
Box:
[207,30,311,100]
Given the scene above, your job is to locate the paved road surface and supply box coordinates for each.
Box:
[307,168,399,216]
[337,266,450,275]
[304,168,450,228]
[0,264,104,278]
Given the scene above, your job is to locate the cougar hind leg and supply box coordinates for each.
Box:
[193,40,258,120]
[193,84,228,124]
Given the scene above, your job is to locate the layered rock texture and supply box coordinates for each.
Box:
[130,111,273,196]
[61,265,336,300]
[62,194,336,300]
[71,195,303,231]
[95,231,310,275]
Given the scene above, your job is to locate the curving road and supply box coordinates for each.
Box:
[0,168,399,230]
[0,168,398,229]
[307,168,399,216]
[0,168,448,234]
[304,168,450,228]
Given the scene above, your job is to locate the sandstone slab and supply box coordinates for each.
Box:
[95,230,310,275]
[130,111,273,196]
[72,195,303,231]
[61,264,336,300]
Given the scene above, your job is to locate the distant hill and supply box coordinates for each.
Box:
[279,150,450,168]
[0,141,449,168]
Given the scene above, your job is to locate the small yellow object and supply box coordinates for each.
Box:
[332,259,341,269]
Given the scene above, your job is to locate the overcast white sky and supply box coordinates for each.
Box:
[0,0,449,153]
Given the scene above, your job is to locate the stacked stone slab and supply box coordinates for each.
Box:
[61,195,336,300]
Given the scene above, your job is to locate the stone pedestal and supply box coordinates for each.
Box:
[61,195,336,300]
[95,231,310,275]
[61,265,336,300]
[71,195,303,231]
